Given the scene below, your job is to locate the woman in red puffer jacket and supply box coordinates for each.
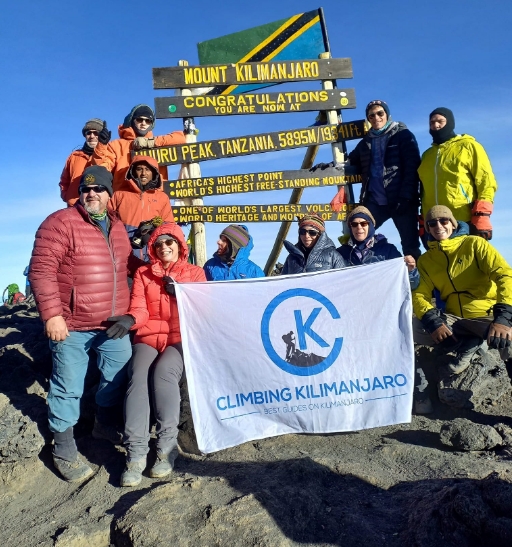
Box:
[120,223,206,487]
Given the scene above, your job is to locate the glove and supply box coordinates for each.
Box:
[487,322,512,349]
[471,200,493,240]
[310,161,346,172]
[183,117,199,135]
[162,276,176,296]
[132,137,155,150]
[329,186,346,213]
[394,199,413,215]
[98,121,111,145]
[418,214,425,240]
[106,315,135,339]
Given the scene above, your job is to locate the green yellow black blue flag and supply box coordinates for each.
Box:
[197,8,330,95]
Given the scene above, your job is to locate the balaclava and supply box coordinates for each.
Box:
[429,107,456,145]
[123,104,155,136]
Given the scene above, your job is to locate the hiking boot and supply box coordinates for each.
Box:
[92,418,123,445]
[441,336,482,375]
[414,397,433,415]
[53,455,94,482]
[120,459,146,487]
[149,447,178,479]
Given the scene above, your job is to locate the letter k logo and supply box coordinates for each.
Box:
[294,308,329,349]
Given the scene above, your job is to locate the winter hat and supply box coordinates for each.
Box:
[123,104,155,135]
[365,100,390,120]
[79,166,114,197]
[347,206,376,226]
[221,224,250,257]
[429,107,456,145]
[154,234,178,245]
[425,205,458,230]
[298,214,325,232]
[82,118,104,137]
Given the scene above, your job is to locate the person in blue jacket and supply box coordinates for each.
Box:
[204,224,265,280]
[282,214,347,274]
[338,206,419,290]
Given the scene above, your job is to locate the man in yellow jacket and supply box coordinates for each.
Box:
[418,108,498,240]
[412,205,512,412]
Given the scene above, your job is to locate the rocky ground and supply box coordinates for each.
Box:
[1,300,512,547]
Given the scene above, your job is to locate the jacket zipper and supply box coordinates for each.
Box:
[92,217,117,316]
[434,149,440,205]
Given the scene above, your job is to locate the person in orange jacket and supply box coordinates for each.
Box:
[109,155,176,260]
[59,119,111,206]
[91,104,186,193]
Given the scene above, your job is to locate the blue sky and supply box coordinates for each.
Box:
[2,0,511,295]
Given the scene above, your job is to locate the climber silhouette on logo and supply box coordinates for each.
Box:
[282,331,325,368]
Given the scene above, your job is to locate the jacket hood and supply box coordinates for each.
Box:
[117,124,155,141]
[147,223,188,266]
[122,104,155,133]
[125,154,162,191]
[427,220,470,249]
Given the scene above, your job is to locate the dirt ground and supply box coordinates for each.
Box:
[1,301,511,547]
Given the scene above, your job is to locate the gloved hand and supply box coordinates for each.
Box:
[421,308,457,344]
[162,275,177,296]
[106,315,135,339]
[329,186,346,213]
[487,322,512,349]
[183,117,199,135]
[310,161,346,172]
[471,200,493,240]
[133,137,155,150]
[98,121,111,145]
[394,199,413,215]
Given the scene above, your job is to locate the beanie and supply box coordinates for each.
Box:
[347,206,376,226]
[429,107,456,145]
[221,224,250,257]
[82,118,104,137]
[80,166,114,197]
[425,205,458,230]
[365,100,390,120]
[123,104,155,135]
[298,214,325,232]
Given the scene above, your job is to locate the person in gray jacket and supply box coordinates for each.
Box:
[282,214,347,274]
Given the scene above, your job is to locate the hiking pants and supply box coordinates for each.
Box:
[124,342,183,461]
[48,330,131,433]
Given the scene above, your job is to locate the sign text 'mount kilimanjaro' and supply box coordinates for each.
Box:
[135,121,366,166]
[152,58,353,89]
[173,203,355,224]
[165,167,362,199]
[156,89,356,119]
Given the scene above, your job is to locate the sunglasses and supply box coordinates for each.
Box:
[79,185,108,194]
[135,117,152,124]
[368,110,386,119]
[426,218,451,228]
[299,228,320,237]
[154,238,176,249]
[350,221,369,228]
[85,130,99,136]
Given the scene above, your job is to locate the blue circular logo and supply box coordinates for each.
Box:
[260,288,343,376]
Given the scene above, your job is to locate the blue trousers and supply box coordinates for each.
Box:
[48,330,131,433]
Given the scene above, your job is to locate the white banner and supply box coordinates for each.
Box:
[176,259,414,453]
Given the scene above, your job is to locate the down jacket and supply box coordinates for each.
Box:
[129,223,206,352]
[418,134,498,222]
[412,222,512,320]
[282,232,347,275]
[203,231,265,280]
[29,203,135,330]
[348,122,421,205]
[92,123,186,192]
[59,149,94,206]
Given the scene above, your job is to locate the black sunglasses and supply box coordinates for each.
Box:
[79,185,108,194]
[350,221,369,228]
[299,228,320,237]
[426,218,451,228]
[368,110,386,119]
[135,117,152,124]
[85,130,99,136]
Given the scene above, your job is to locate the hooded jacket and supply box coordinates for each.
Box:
[412,221,512,320]
[29,203,135,330]
[129,223,206,352]
[349,122,421,205]
[203,231,265,280]
[282,231,347,275]
[59,149,94,206]
[418,134,498,221]
[109,155,175,258]
[91,106,186,192]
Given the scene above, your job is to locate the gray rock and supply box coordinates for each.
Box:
[440,418,503,451]
[438,349,511,409]
[494,423,512,446]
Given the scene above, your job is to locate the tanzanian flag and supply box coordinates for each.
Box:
[197,8,330,95]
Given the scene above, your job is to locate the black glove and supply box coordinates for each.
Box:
[394,199,413,215]
[163,276,176,296]
[421,308,447,334]
[98,120,111,145]
[310,161,345,172]
[106,315,134,339]
[131,220,156,249]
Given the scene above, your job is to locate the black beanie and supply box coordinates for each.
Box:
[429,107,456,145]
[123,104,155,136]
[80,166,114,197]
[365,100,390,120]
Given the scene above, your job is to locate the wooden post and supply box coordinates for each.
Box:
[263,51,345,275]
[176,60,207,266]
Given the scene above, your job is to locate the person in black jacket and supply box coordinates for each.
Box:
[347,100,421,259]
[282,214,347,274]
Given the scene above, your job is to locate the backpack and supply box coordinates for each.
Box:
[2,283,26,305]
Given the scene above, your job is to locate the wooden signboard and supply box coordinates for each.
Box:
[165,167,362,199]
[153,58,353,89]
[155,89,356,118]
[172,203,356,224]
[136,120,366,166]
